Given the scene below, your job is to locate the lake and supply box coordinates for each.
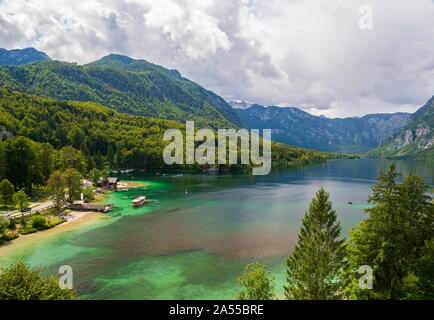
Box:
[0,159,432,299]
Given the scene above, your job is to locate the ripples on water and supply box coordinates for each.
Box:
[1,159,432,299]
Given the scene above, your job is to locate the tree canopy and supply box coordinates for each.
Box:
[348,163,433,299]
[237,262,275,300]
[0,260,78,300]
[285,188,349,300]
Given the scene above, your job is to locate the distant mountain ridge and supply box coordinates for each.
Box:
[0,53,245,129]
[229,100,254,110]
[0,47,51,66]
[235,103,411,154]
[366,96,433,160]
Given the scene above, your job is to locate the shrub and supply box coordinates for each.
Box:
[31,216,47,230]
[45,217,67,228]
[1,233,19,241]
[19,227,37,235]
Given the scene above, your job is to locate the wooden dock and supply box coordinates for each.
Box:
[66,203,114,213]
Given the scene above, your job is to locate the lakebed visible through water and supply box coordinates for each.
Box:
[0,159,432,299]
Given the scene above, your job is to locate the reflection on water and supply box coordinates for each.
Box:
[0,159,432,299]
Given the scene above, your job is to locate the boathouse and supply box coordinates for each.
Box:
[107,177,119,190]
[97,177,119,189]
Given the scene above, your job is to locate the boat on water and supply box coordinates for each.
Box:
[132,196,146,207]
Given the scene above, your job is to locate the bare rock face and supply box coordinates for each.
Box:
[418,135,434,150]
[373,96,433,159]
[388,114,432,151]
[234,103,411,153]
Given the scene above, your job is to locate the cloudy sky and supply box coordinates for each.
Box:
[0,0,433,118]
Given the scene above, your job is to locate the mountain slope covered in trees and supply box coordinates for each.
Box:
[234,103,410,154]
[366,96,434,160]
[0,55,245,129]
[0,89,349,194]
[0,48,51,66]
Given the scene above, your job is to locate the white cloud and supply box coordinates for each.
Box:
[0,0,433,117]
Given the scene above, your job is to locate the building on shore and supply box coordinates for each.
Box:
[97,177,119,190]
[107,177,119,190]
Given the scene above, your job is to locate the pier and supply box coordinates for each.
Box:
[66,202,114,213]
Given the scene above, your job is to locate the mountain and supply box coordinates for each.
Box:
[235,104,411,154]
[87,54,184,79]
[366,96,433,160]
[0,54,245,129]
[0,89,347,172]
[228,100,254,110]
[0,47,51,66]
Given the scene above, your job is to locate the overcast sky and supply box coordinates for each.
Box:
[0,0,433,118]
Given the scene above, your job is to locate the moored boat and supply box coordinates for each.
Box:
[132,196,146,207]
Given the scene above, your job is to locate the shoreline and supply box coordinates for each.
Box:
[0,188,112,256]
[61,210,93,225]
[0,178,149,254]
[0,178,156,264]
[0,178,158,261]
[0,210,100,260]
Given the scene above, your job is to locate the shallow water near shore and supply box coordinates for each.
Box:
[0,159,432,299]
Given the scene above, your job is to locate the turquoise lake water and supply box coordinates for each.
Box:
[0,159,432,299]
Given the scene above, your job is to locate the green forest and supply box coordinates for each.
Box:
[0,56,245,129]
[0,89,348,196]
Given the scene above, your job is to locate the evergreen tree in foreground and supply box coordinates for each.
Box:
[348,163,433,299]
[285,188,348,300]
[237,262,275,300]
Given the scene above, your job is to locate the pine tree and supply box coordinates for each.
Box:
[285,188,348,300]
[348,163,433,299]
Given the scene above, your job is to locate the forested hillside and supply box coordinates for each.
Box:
[0,56,244,129]
[0,89,348,194]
